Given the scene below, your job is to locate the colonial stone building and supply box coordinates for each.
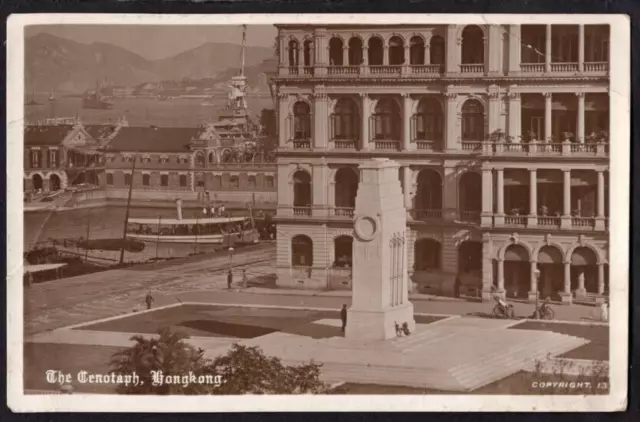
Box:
[24,119,277,204]
[272,23,610,304]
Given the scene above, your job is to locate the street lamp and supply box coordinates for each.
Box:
[533,268,541,319]
[228,247,235,272]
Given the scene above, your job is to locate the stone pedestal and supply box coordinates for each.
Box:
[346,158,415,341]
[559,292,573,305]
[527,291,538,303]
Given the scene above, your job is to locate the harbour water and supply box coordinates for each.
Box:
[25,95,273,127]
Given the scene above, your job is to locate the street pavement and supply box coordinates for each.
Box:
[24,243,604,336]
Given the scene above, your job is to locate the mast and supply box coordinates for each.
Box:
[119,154,137,264]
[240,24,247,77]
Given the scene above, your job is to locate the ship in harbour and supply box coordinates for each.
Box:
[82,81,114,110]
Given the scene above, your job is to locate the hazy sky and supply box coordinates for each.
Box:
[25,24,277,59]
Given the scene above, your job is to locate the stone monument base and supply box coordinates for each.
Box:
[346,303,415,341]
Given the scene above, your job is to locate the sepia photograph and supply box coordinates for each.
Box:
[6,13,629,412]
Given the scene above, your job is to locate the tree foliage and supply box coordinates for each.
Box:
[109,328,330,395]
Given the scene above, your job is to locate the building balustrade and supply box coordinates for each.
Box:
[571,216,596,228]
[461,141,482,151]
[327,66,360,75]
[584,62,608,72]
[487,142,608,157]
[415,141,441,151]
[288,66,299,75]
[332,139,357,149]
[303,66,314,76]
[537,216,562,227]
[520,63,545,73]
[549,62,579,73]
[292,139,312,149]
[459,64,485,74]
[374,140,401,151]
[332,207,355,217]
[369,65,402,76]
[292,206,312,216]
[411,209,442,220]
[410,64,444,75]
[504,215,528,226]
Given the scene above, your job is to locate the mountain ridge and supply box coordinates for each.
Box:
[25,32,276,93]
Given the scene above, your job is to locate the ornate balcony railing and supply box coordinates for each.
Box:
[369,65,402,76]
[488,142,607,157]
[288,66,299,75]
[537,216,561,227]
[520,63,545,73]
[333,207,355,217]
[293,206,312,216]
[570,144,598,154]
[332,140,357,149]
[571,217,596,228]
[459,210,481,224]
[414,140,442,151]
[292,139,311,149]
[550,62,579,72]
[303,66,314,76]
[327,66,360,75]
[411,209,442,220]
[460,64,484,74]
[584,62,608,72]
[504,215,527,226]
[374,140,400,151]
[410,64,443,75]
[461,141,482,152]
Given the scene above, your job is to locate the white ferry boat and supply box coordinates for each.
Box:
[126,216,259,245]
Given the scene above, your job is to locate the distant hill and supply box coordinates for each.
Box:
[25,33,275,93]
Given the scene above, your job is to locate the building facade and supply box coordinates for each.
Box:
[24,119,277,205]
[272,24,610,304]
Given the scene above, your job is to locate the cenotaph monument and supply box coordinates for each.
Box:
[346,158,415,340]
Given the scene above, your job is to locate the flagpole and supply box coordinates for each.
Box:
[119,154,136,264]
[155,215,161,260]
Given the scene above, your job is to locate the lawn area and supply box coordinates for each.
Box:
[509,321,609,361]
[76,304,447,340]
[24,343,122,394]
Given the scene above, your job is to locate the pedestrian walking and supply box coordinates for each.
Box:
[145,291,154,310]
[242,269,248,288]
[227,269,233,289]
[454,275,461,298]
[340,304,348,333]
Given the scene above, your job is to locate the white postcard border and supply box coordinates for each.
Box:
[6,13,630,412]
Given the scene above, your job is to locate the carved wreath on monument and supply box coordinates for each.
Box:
[354,215,378,242]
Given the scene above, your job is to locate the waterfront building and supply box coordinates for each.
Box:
[272,24,610,304]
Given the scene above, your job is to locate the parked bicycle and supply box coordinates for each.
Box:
[492,296,515,319]
[532,301,555,320]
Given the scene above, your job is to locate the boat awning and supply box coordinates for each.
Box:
[24,263,67,274]
[128,216,247,225]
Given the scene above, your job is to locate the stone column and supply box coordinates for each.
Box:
[402,94,413,151]
[342,46,349,66]
[361,46,369,75]
[578,24,585,72]
[487,25,501,75]
[444,92,458,151]
[445,25,459,75]
[597,263,605,295]
[528,169,538,227]
[403,166,412,211]
[383,45,389,66]
[545,24,552,73]
[442,165,458,222]
[508,25,521,74]
[595,170,606,230]
[561,169,572,229]
[488,90,501,135]
[495,168,505,226]
[507,92,521,143]
[424,44,430,64]
[575,270,587,299]
[544,93,553,142]
[481,233,494,301]
[481,168,494,227]
[497,258,505,293]
[277,94,289,148]
[360,94,372,150]
[313,28,327,76]
[313,91,328,149]
[576,92,585,143]
[561,260,573,304]
[528,260,539,302]
[311,160,329,217]
[276,164,292,215]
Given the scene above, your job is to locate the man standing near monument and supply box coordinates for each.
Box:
[340,304,348,332]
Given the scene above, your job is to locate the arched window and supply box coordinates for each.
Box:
[142,174,151,186]
[388,36,405,65]
[288,39,299,67]
[414,239,441,271]
[430,36,445,66]
[461,25,484,64]
[461,99,485,141]
[373,98,401,140]
[368,36,384,65]
[179,174,187,187]
[332,98,359,140]
[409,36,425,65]
[459,172,482,212]
[30,150,42,168]
[195,152,205,168]
[303,39,313,66]
[329,37,344,66]
[293,170,312,207]
[334,236,353,268]
[334,167,359,209]
[348,37,363,65]
[208,152,215,164]
[292,101,311,140]
[160,174,169,187]
[292,235,313,267]
[32,174,43,190]
[415,169,443,210]
[415,97,443,142]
